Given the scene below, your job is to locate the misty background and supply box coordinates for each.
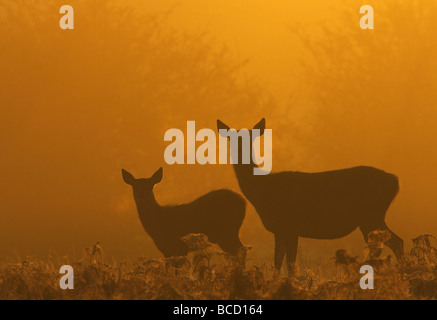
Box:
[0,0,436,265]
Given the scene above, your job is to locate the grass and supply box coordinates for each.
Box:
[0,233,436,300]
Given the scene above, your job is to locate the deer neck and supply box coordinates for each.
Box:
[233,161,260,196]
[134,194,161,220]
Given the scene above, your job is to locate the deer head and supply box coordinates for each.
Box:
[216,118,271,175]
[122,167,163,202]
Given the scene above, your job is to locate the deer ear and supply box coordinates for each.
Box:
[253,118,265,136]
[151,167,163,184]
[217,119,230,132]
[217,119,231,138]
[122,169,135,185]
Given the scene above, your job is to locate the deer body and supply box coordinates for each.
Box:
[122,168,245,257]
[217,119,404,274]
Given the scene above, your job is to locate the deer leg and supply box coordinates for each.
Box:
[218,235,242,255]
[360,223,404,261]
[359,225,370,243]
[285,235,298,276]
[381,223,404,260]
[274,233,286,272]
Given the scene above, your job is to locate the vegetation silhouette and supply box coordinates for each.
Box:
[217,118,403,275]
[122,168,246,256]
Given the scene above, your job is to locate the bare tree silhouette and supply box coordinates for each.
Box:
[0,0,272,257]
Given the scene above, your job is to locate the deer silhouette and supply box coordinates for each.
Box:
[217,118,403,275]
[122,167,246,257]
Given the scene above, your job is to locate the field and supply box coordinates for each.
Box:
[0,233,436,300]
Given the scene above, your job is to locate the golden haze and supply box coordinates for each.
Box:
[0,0,436,264]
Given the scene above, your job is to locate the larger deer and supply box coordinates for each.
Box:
[122,167,246,257]
[217,118,403,275]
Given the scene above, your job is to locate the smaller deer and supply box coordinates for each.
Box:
[122,167,246,257]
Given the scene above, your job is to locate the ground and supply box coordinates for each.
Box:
[0,233,436,300]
